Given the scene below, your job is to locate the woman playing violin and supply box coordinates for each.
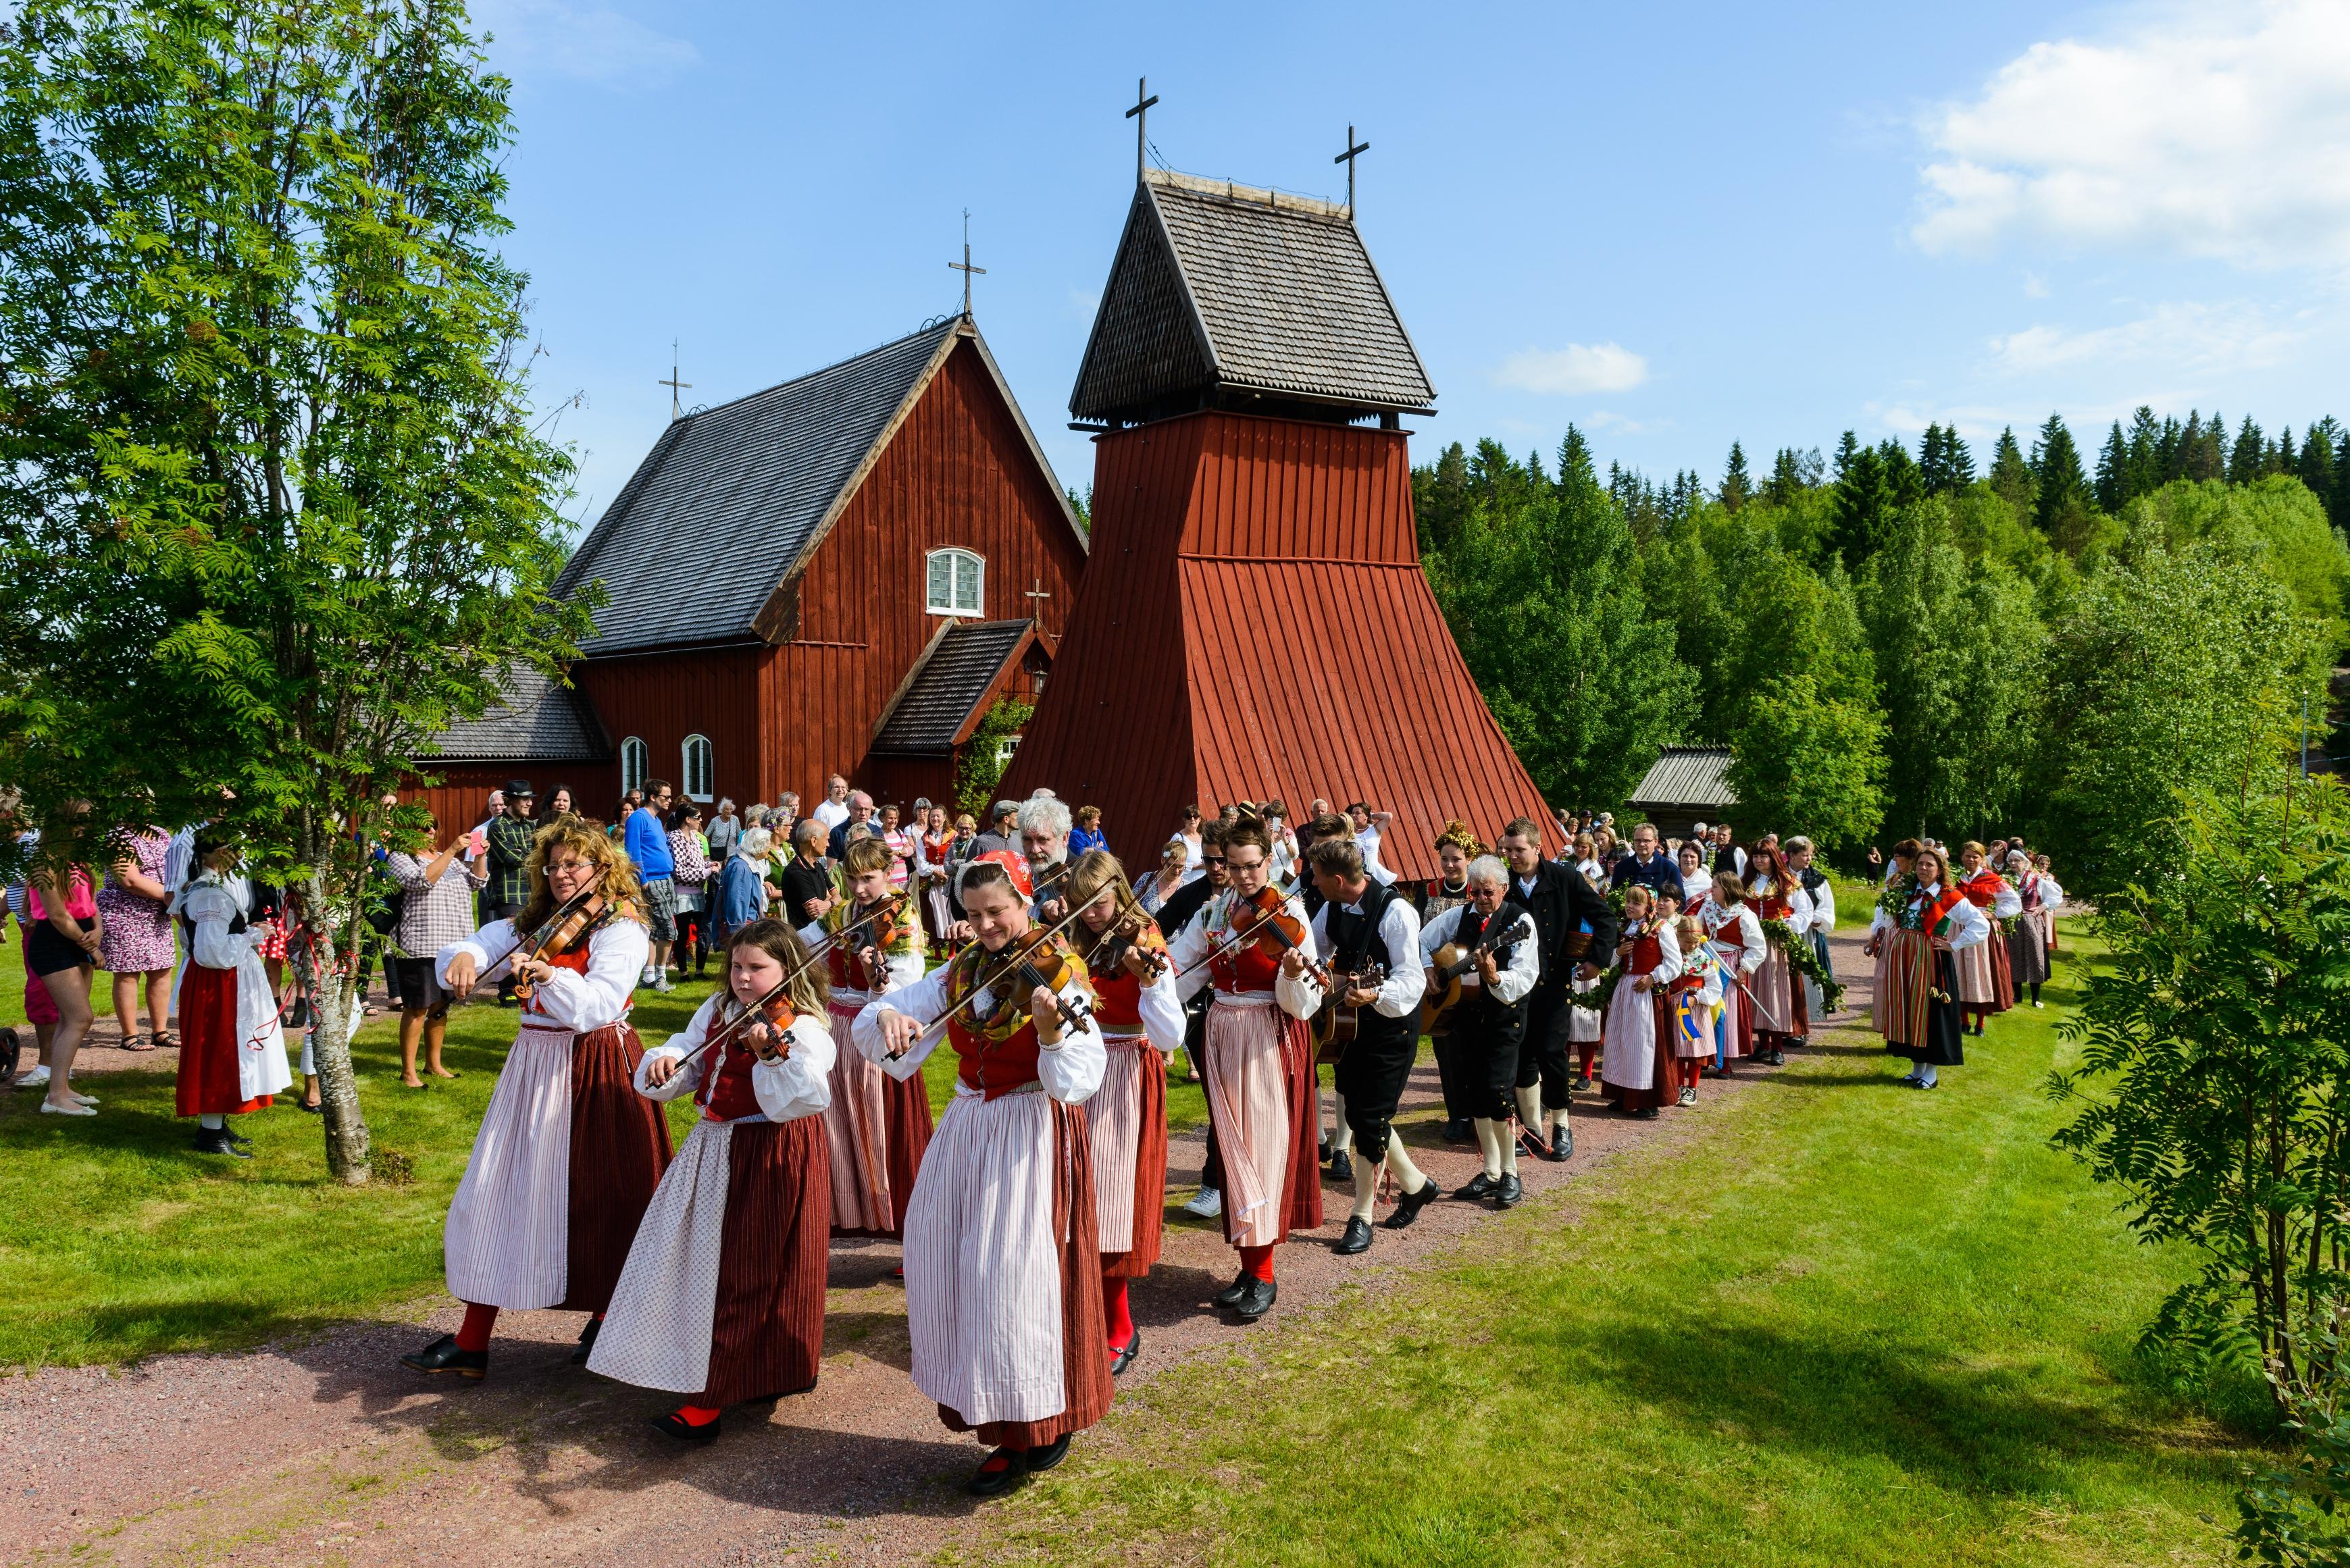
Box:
[403,820,673,1383]
[589,919,836,1442]
[1163,820,1325,1324]
[1064,850,1185,1378]
[852,857,1110,1498]
[798,837,929,1238]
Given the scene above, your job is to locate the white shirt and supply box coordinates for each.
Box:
[1168,888,1325,1019]
[1866,881,1993,951]
[438,916,648,1033]
[1804,877,1838,934]
[636,993,834,1124]
[1420,902,1539,1005]
[1308,892,1427,1020]
[811,798,850,831]
[1696,895,1766,976]
[1352,825,1398,887]
[852,959,1106,1103]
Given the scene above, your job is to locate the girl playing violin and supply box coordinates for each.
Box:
[588,919,836,1442]
[1064,850,1185,1378]
[403,819,672,1382]
[798,837,928,1238]
[854,856,1110,1497]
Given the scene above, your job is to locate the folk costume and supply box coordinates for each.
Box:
[414,905,671,1374]
[1695,892,1765,1072]
[1869,879,1991,1087]
[588,997,835,1435]
[1077,918,1185,1371]
[1310,886,1437,1250]
[1507,860,1620,1158]
[170,870,294,1152]
[851,939,1113,1482]
[1798,866,1839,1016]
[1421,874,1479,1132]
[1668,939,1726,1105]
[2006,866,2053,1003]
[1419,901,1538,1203]
[1953,868,2022,1030]
[1743,872,1816,1062]
[1600,916,1682,1116]
[800,894,929,1236]
[1167,887,1325,1312]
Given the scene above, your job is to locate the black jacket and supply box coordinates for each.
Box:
[1506,860,1620,1003]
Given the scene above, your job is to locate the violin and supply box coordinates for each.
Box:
[1080,892,1167,983]
[489,883,612,1002]
[1229,882,1331,989]
[973,926,1096,1033]
[832,889,912,969]
[701,985,801,1064]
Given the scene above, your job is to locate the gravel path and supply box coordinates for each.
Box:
[3,933,1881,1567]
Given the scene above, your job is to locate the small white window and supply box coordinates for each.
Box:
[926,548,984,616]
[620,737,648,796]
[995,733,1021,769]
[682,735,713,802]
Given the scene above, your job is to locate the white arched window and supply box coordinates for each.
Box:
[620,736,648,796]
[682,734,713,802]
[926,547,984,616]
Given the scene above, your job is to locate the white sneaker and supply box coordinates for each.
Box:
[39,1098,96,1117]
[653,974,674,993]
[1183,1187,1222,1219]
[17,1064,49,1089]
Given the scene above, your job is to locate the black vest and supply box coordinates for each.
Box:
[1453,904,1532,1024]
[1325,884,1414,1050]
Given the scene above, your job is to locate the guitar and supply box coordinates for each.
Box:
[1311,961,1389,1065]
[1419,910,1533,1033]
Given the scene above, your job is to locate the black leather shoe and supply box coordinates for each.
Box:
[1545,1124,1574,1161]
[194,1128,253,1159]
[1212,1265,1251,1309]
[1442,1118,1473,1144]
[1633,1106,1660,1120]
[1518,1124,1551,1161]
[224,1123,252,1145]
[1231,1277,1277,1321]
[1109,1328,1141,1376]
[1575,1070,1593,1091]
[1319,1138,1331,1164]
[1385,1176,1442,1229]
[570,1315,601,1365]
[1496,1174,1524,1209]
[967,1447,1027,1497]
[1459,1171,1499,1201]
[1024,1432,1073,1473]
[1335,1216,1373,1254]
[1327,1149,1353,1184]
[400,1334,486,1378]
[649,1409,723,1442]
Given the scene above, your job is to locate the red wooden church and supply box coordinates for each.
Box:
[417,315,1085,826]
[1000,167,1553,878]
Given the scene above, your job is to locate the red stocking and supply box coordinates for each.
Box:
[1240,1245,1275,1282]
[455,1302,499,1353]
[1102,1275,1133,1347]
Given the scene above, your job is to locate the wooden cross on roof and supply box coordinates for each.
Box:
[1335,124,1370,211]
[1126,76,1160,185]
[658,338,691,422]
[1024,576,1052,606]
[948,209,986,317]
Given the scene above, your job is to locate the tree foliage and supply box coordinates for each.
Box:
[0,0,590,1180]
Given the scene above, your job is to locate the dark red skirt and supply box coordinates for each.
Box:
[700,1117,830,1408]
[1600,993,1678,1112]
[885,1068,933,1238]
[174,964,271,1118]
[559,1023,674,1314]
[1987,934,2015,1014]
[940,1100,1115,1448]
[1279,1012,1323,1238]
[1103,1046,1169,1280]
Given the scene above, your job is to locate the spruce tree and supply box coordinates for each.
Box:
[2300,418,2341,526]
[1416,440,1472,554]
[1989,427,2037,516]
[1719,440,1752,511]
[1831,439,1893,570]
[2128,406,2166,497]
[1945,427,1974,489]
[2189,413,2227,481]
[1879,438,1925,508]
[2096,421,2128,513]
[2274,426,2297,477]
[2030,413,2091,535]
[2232,415,2267,484]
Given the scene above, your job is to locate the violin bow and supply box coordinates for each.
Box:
[890,901,1095,1057]
[473,880,601,982]
[1165,889,1328,990]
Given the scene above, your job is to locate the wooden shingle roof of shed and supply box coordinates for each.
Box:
[1070,169,1436,425]
[869,619,1040,755]
[423,664,609,764]
[1628,746,1737,810]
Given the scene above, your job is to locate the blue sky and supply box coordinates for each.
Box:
[471,0,2350,523]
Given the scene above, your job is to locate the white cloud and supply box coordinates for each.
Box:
[1583,410,1660,436]
[2022,271,2049,299]
[1913,0,2350,267]
[473,0,698,91]
[1986,300,2304,375]
[1493,342,1649,395]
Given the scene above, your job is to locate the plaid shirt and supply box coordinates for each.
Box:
[484,812,536,909]
[386,851,488,958]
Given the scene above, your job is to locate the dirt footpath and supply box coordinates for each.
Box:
[3,937,1881,1567]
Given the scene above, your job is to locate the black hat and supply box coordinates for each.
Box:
[505,779,536,798]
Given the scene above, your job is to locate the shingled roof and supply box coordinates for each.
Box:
[1070,169,1436,425]
[869,619,1038,755]
[422,664,609,763]
[1629,746,1736,810]
[555,319,1078,657]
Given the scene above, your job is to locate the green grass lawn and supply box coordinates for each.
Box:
[0,950,1206,1369]
[960,924,2257,1568]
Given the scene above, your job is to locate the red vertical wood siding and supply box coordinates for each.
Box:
[575,646,765,817]
[1002,409,1555,879]
[401,764,520,838]
[759,336,1085,806]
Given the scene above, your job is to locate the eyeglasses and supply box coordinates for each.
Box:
[1202,856,1228,867]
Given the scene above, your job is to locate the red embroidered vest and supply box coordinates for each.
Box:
[1754,890,1793,920]
[946,1010,1044,1101]
[1629,927,1664,974]
[1958,870,2002,908]
[1207,894,1285,994]
[691,1016,769,1122]
[1092,966,1144,1029]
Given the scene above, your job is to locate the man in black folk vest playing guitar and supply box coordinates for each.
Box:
[1419,856,1539,1208]
[1500,816,1619,1163]
[1306,838,1440,1255]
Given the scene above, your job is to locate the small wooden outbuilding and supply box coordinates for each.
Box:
[1624,746,1737,843]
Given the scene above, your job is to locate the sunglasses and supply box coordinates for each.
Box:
[1201,856,1227,867]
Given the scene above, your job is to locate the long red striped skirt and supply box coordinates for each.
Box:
[699,1116,830,1408]
[1096,1041,1169,1280]
[558,1023,673,1314]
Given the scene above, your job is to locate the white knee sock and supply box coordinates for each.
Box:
[1514,1084,1543,1134]
[1329,1091,1353,1154]
[199,1113,223,1130]
[1351,1145,1382,1221]
[1473,1118,1504,1179]
[1384,1136,1427,1195]
[1499,1128,1518,1177]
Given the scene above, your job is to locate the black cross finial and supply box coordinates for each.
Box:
[1335,124,1370,212]
[657,338,691,421]
[948,209,986,317]
[1126,76,1160,185]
